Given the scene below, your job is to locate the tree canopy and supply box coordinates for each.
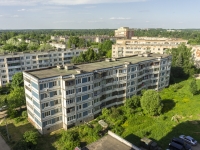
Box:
[11,72,24,89]
[140,90,163,116]
[167,44,195,79]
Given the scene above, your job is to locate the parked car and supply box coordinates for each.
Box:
[140,137,162,150]
[171,137,192,150]
[169,142,185,150]
[0,105,7,112]
[179,135,197,146]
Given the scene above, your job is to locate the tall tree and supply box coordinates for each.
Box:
[140,90,163,116]
[11,72,24,89]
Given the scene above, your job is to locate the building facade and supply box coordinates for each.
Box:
[0,48,87,86]
[112,37,187,58]
[23,54,171,134]
[115,27,134,39]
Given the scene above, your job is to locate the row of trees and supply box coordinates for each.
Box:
[71,40,113,64]
[166,44,198,82]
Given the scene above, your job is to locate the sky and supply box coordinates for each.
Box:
[0,0,200,29]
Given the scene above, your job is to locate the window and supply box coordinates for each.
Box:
[76,88,81,93]
[82,77,87,83]
[66,89,75,95]
[76,79,81,84]
[67,115,76,121]
[50,91,57,97]
[44,111,50,117]
[42,102,49,108]
[82,86,87,92]
[67,98,75,104]
[77,105,82,110]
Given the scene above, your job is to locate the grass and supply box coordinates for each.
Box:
[1,78,200,150]
[122,79,200,148]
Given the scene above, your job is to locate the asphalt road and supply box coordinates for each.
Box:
[192,143,200,150]
[0,135,10,150]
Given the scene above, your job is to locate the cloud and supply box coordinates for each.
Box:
[0,15,3,17]
[17,8,26,11]
[110,17,131,20]
[84,5,96,8]
[0,0,146,6]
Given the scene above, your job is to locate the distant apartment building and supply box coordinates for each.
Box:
[23,53,171,134]
[51,36,69,43]
[0,48,87,86]
[115,27,134,39]
[112,37,188,58]
[49,42,66,49]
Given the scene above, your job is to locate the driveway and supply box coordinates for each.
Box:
[0,135,10,150]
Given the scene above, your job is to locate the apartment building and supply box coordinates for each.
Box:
[112,37,187,58]
[115,27,134,39]
[0,48,87,86]
[23,53,171,134]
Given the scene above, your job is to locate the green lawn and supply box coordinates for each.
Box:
[122,79,200,148]
[1,79,200,150]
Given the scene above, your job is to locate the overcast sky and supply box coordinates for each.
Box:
[0,0,200,29]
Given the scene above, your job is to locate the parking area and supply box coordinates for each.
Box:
[192,143,200,150]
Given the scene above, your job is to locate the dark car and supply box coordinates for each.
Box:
[171,138,192,150]
[169,142,185,150]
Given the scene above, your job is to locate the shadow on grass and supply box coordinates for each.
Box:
[158,120,200,149]
[162,99,176,114]
[38,133,61,150]
[124,133,141,146]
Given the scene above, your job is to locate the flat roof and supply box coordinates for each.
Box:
[25,53,170,79]
[82,134,133,150]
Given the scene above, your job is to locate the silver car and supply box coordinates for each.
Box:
[179,135,197,146]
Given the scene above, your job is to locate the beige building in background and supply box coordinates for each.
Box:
[114,27,134,39]
[112,36,200,67]
[112,37,187,58]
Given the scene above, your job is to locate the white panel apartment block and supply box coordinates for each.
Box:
[23,53,172,134]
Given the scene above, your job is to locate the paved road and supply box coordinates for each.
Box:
[0,135,10,150]
[192,143,200,150]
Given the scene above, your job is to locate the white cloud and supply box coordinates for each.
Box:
[0,15,3,17]
[17,8,25,11]
[0,0,146,6]
[84,6,96,8]
[110,17,131,20]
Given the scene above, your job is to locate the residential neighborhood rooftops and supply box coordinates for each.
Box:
[24,53,170,79]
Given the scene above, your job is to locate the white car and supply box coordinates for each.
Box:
[179,135,197,146]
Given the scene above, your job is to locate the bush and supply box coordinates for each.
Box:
[22,111,28,118]
[14,117,23,124]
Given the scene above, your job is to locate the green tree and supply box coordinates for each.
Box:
[106,50,112,58]
[59,130,80,149]
[125,95,141,109]
[140,90,163,116]
[23,130,39,148]
[11,72,24,89]
[8,87,25,110]
[189,79,198,96]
